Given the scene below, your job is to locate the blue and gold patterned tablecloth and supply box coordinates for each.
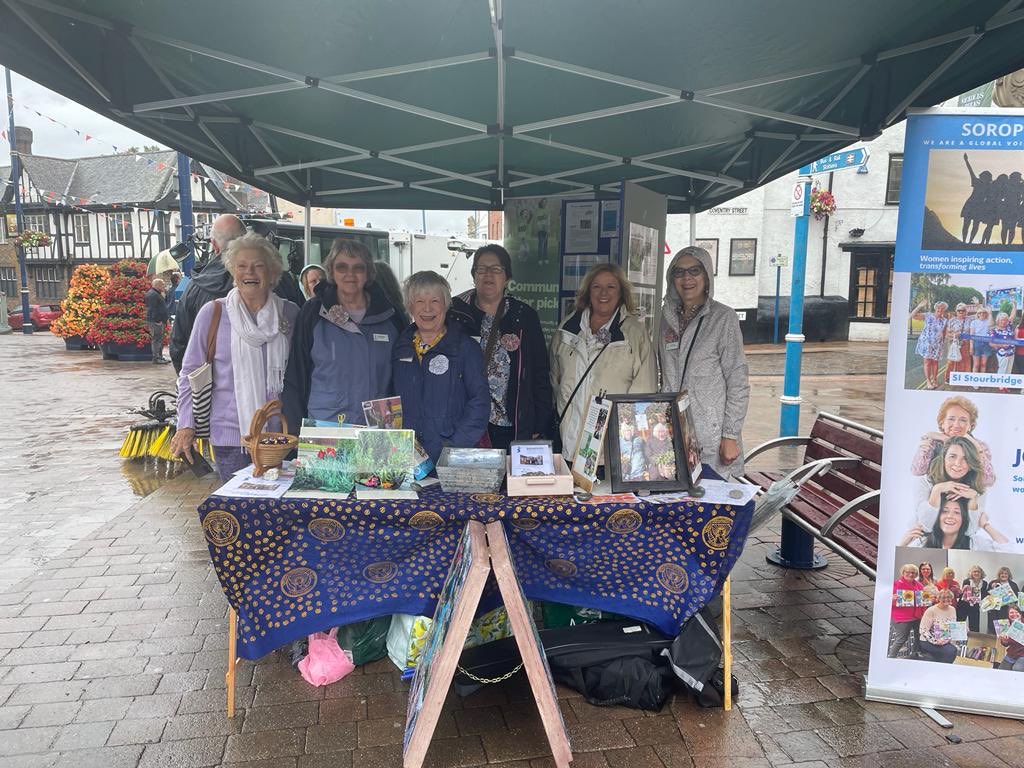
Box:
[198,483,754,660]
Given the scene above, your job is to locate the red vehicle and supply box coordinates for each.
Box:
[8,304,62,330]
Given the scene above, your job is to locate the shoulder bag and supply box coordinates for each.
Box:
[186,300,223,439]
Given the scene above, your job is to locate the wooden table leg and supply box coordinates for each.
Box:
[722,577,732,711]
[226,606,238,718]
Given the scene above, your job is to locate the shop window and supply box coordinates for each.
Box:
[885,155,903,205]
[0,266,16,296]
[22,214,48,233]
[34,266,64,299]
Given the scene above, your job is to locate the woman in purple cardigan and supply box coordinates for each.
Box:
[171,233,300,481]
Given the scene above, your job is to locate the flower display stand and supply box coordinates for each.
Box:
[100,341,151,361]
[64,335,96,351]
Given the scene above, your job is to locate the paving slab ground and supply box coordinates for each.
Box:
[1,332,1020,768]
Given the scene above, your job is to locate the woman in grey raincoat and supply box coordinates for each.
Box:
[658,246,750,479]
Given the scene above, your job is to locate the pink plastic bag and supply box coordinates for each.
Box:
[298,628,354,687]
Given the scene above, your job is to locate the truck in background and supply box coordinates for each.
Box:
[389,232,488,296]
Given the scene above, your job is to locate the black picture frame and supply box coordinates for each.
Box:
[729,238,757,276]
[606,393,692,494]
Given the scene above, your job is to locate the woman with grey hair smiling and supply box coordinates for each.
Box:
[392,271,489,463]
[171,233,300,480]
[282,238,404,429]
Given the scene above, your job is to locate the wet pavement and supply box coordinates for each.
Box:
[1,332,1021,768]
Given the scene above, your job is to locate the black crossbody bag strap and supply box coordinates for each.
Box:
[676,315,705,391]
[557,344,608,424]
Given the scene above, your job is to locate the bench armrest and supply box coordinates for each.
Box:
[820,489,881,538]
[780,456,862,488]
[742,435,812,465]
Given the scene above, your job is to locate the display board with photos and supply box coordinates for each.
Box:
[728,238,757,276]
[867,109,1024,720]
[605,393,693,493]
[556,197,625,324]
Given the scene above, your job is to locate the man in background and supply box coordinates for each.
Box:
[169,214,303,371]
[145,277,170,364]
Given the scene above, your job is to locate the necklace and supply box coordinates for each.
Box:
[678,302,703,332]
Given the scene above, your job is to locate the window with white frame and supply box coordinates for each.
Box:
[73,214,90,244]
[106,212,132,243]
[22,214,48,233]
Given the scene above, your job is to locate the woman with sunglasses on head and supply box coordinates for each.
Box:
[449,244,552,450]
[658,246,750,479]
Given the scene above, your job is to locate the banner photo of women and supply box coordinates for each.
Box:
[868,109,1024,719]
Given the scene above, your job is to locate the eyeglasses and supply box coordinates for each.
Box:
[670,266,704,279]
[474,265,506,276]
[334,263,367,275]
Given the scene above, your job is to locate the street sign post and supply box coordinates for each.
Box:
[798,147,869,175]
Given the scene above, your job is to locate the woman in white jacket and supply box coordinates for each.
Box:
[550,263,656,460]
[658,246,750,479]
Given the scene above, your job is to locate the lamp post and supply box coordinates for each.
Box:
[5,67,31,334]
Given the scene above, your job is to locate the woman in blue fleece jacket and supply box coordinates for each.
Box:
[393,271,489,463]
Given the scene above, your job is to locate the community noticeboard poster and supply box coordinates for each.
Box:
[867,108,1024,718]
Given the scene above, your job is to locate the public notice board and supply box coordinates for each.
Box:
[866,108,1024,719]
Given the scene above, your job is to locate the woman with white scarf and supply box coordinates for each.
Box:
[172,233,300,481]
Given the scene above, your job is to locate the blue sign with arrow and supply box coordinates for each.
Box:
[798,147,869,175]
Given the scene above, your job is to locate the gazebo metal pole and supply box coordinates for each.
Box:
[304,201,311,263]
[176,152,195,275]
[4,67,31,334]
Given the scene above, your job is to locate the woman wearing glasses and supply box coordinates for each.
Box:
[658,246,750,479]
[282,239,405,429]
[450,244,552,450]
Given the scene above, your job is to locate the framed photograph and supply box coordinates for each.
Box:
[694,238,719,275]
[674,391,703,484]
[729,238,757,276]
[606,394,692,494]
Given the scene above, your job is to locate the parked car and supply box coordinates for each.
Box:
[8,304,62,330]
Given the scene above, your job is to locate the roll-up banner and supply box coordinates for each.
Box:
[867,109,1024,718]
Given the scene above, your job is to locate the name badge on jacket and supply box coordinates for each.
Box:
[666,341,680,351]
[373,333,390,342]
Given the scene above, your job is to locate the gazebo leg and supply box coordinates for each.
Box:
[722,577,732,711]
[226,607,238,718]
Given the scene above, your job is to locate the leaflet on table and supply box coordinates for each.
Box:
[570,396,612,492]
[509,440,555,477]
[646,479,757,507]
[362,396,403,429]
[582,492,640,505]
[212,469,293,499]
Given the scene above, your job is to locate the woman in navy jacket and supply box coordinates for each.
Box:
[393,271,489,463]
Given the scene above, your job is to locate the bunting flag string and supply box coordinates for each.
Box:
[0,175,174,219]
[5,95,266,197]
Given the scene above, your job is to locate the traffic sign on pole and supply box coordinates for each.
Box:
[798,147,869,175]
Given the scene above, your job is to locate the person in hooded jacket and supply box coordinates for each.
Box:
[449,244,552,449]
[658,246,750,479]
[299,264,326,299]
[393,271,489,463]
[282,239,404,430]
[550,263,656,460]
[169,214,304,372]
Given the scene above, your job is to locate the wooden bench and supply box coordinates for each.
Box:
[742,412,883,579]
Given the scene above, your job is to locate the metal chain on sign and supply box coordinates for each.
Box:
[455,662,524,684]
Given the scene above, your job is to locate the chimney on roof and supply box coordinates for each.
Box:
[14,126,32,156]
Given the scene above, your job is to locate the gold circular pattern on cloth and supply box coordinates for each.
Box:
[280,567,317,598]
[203,510,240,547]
[606,508,642,534]
[656,563,688,594]
[308,517,344,542]
[471,493,504,503]
[510,517,541,530]
[409,510,444,530]
[701,516,733,551]
[546,558,578,578]
[363,561,400,583]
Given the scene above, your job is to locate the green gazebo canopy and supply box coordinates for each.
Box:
[2,0,1023,212]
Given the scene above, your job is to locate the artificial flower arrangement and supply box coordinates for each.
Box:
[86,261,153,348]
[12,230,52,249]
[50,263,110,340]
[810,186,837,220]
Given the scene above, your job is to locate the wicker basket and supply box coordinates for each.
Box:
[243,399,298,477]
